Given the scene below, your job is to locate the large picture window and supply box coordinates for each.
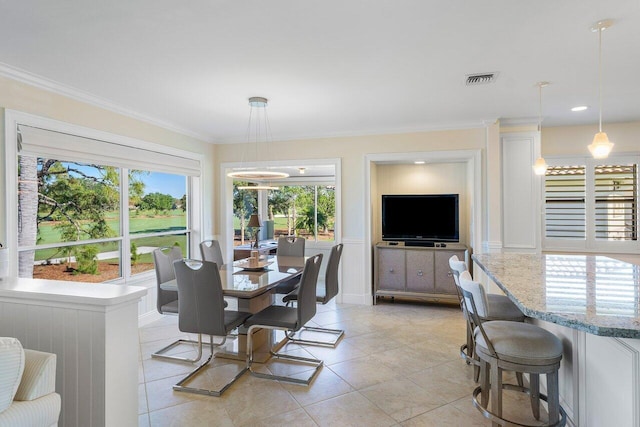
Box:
[543,155,639,252]
[8,114,201,284]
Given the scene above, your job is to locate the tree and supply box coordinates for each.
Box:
[232,182,257,244]
[17,157,145,276]
[139,192,174,212]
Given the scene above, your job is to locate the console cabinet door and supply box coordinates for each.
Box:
[433,250,464,294]
[405,250,435,292]
[377,249,405,290]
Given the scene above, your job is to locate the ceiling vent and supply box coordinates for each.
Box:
[465,72,499,86]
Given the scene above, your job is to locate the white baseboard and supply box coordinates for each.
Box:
[340,293,372,306]
[138,310,163,327]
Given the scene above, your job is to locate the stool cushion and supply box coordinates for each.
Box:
[475,321,562,366]
[483,294,525,322]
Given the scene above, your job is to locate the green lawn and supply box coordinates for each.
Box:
[35,210,187,261]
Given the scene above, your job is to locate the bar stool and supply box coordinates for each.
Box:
[459,273,566,427]
[449,257,525,382]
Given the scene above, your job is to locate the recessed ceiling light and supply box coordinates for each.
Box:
[571,106,589,112]
[414,160,425,164]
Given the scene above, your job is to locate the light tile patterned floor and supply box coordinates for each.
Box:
[138,299,548,426]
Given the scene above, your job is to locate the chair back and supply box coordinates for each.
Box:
[323,244,343,303]
[173,260,227,337]
[152,246,182,313]
[458,271,489,318]
[448,255,467,288]
[200,240,224,266]
[297,254,323,328]
[458,282,498,358]
[277,236,305,257]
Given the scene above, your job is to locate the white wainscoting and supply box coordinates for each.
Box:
[339,238,368,305]
[0,279,145,427]
[532,318,640,427]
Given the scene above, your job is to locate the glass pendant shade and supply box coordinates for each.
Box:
[533,157,548,175]
[588,131,614,159]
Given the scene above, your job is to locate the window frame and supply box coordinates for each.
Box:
[222,158,342,259]
[4,109,204,283]
[542,153,640,254]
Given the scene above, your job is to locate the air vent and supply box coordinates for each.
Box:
[465,72,498,86]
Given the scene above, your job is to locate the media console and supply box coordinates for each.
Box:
[374,241,469,304]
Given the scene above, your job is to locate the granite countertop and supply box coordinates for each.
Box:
[472,253,640,338]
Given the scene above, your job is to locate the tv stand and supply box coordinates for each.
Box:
[374,242,469,305]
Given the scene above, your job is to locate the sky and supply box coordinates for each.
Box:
[49,162,187,199]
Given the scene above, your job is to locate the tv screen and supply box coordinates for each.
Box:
[382,194,459,242]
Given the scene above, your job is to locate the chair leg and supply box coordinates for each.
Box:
[173,335,246,396]
[151,334,208,362]
[547,371,560,425]
[246,325,323,385]
[285,326,345,348]
[480,360,490,409]
[530,373,540,420]
[490,359,502,427]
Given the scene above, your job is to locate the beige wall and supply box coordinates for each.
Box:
[0,75,215,247]
[214,128,486,242]
[373,163,469,245]
[542,121,640,156]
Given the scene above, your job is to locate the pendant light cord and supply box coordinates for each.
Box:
[538,83,543,132]
[598,27,603,133]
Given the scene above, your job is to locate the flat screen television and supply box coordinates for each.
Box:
[382,194,459,243]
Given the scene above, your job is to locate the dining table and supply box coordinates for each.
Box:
[160,255,306,361]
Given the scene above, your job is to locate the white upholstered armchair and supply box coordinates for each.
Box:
[0,337,61,427]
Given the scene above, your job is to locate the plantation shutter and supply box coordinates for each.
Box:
[544,165,586,239]
[17,125,201,176]
[594,164,638,241]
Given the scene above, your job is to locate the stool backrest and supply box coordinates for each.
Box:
[200,240,224,266]
[173,259,227,337]
[448,255,467,288]
[297,254,323,328]
[458,271,490,318]
[323,244,343,303]
[277,236,305,257]
[458,283,498,358]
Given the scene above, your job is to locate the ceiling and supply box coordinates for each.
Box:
[1,0,639,144]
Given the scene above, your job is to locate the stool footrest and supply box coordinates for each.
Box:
[472,385,567,427]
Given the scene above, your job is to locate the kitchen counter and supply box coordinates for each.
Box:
[471,253,640,426]
[472,253,640,338]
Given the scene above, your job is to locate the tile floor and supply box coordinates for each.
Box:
[138,298,549,426]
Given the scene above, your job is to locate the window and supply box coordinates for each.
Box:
[229,162,339,247]
[9,115,201,284]
[543,155,639,252]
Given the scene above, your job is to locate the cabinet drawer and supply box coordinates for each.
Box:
[434,250,464,294]
[377,249,405,290]
[406,250,434,292]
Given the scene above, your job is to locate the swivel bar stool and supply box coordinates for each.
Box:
[449,255,525,383]
[459,272,566,427]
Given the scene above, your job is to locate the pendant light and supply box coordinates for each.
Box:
[227,97,289,184]
[533,82,549,176]
[587,20,614,159]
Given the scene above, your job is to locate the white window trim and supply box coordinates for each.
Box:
[4,109,205,280]
[542,153,640,254]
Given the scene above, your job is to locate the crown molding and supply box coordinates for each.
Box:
[0,62,212,142]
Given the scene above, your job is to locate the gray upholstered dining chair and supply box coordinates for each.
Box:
[449,255,525,382]
[272,236,306,295]
[172,259,252,396]
[244,253,324,385]
[151,246,209,362]
[200,239,224,266]
[458,272,566,426]
[282,243,344,347]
